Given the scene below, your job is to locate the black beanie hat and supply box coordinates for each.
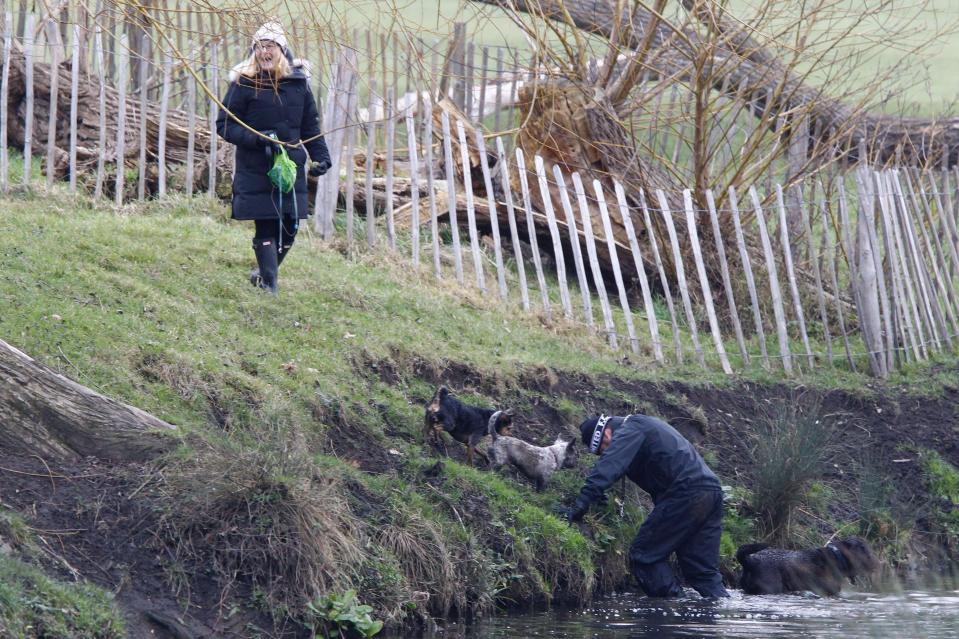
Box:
[579,415,600,447]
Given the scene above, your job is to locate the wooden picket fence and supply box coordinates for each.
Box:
[4,8,959,379]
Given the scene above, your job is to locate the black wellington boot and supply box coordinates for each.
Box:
[252,239,279,295]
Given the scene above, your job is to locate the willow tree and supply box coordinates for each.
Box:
[469,0,957,272]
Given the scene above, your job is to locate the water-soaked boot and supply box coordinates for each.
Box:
[252,239,279,295]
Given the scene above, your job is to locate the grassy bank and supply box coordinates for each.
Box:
[1,186,958,636]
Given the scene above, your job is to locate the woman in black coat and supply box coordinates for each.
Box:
[215,21,331,294]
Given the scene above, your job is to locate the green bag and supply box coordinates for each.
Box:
[267,145,298,194]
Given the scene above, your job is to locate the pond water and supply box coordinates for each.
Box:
[453,584,959,638]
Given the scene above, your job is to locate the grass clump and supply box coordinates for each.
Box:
[0,554,125,639]
[918,449,959,542]
[154,435,363,622]
[747,399,839,543]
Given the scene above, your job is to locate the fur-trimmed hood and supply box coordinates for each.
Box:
[228,57,312,83]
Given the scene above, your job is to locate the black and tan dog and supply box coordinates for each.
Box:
[737,537,878,596]
[424,386,512,466]
[488,411,577,491]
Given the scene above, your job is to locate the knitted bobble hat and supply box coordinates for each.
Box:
[253,21,288,52]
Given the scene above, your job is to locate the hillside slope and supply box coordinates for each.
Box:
[1,190,957,638]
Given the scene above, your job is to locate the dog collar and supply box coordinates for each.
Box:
[826,543,850,572]
[589,414,612,454]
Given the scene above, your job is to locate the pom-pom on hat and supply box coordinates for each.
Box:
[253,20,288,52]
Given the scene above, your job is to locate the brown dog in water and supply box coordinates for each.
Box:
[737,537,878,596]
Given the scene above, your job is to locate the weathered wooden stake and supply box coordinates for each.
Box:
[552,165,592,325]
[516,147,551,318]
[575,173,617,348]
[23,13,34,186]
[684,190,732,374]
[705,189,749,365]
[440,111,463,282]
[596,180,640,353]
[657,189,705,368]
[475,129,508,299]
[534,155,572,318]
[749,186,792,374]
[456,120,485,290]
[1,12,12,193]
[114,34,128,205]
[496,137,529,309]
[775,184,814,368]
[616,181,663,362]
[156,52,171,198]
[639,189,683,363]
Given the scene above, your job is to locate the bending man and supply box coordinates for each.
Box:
[568,414,729,598]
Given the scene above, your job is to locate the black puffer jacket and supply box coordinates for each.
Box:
[215,65,330,220]
[575,414,721,510]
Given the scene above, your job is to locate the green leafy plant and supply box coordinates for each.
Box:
[306,590,384,638]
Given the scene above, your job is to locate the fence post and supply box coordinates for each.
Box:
[385,87,397,248]
[184,48,197,196]
[456,120,485,291]
[797,185,833,364]
[0,12,11,193]
[515,147,551,319]
[705,189,749,365]
[114,33,128,205]
[574,174,617,348]
[657,190,705,368]
[534,155,572,318]
[366,81,377,248]
[137,33,148,200]
[406,113,421,268]
[851,171,893,374]
[440,111,462,281]
[683,190,732,374]
[639,189,683,363]
[616,181,663,362]
[344,109,356,248]
[875,171,923,361]
[893,171,949,349]
[595,180,640,353]
[475,129,508,300]
[157,52,171,198]
[23,13,34,186]
[496,136,529,309]
[775,184,815,369]
[208,42,219,198]
[552,165,592,325]
[93,24,107,199]
[749,186,791,373]
[45,19,61,189]
[423,102,442,278]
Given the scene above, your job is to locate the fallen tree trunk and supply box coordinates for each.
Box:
[0,338,177,462]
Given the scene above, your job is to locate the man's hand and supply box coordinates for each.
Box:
[554,501,588,523]
[309,159,332,177]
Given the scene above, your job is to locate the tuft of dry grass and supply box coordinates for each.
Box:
[153,437,365,617]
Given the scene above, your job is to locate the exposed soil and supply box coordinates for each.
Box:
[2,362,959,637]
[0,454,294,639]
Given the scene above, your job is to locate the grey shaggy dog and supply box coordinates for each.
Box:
[487,411,578,491]
[737,537,879,596]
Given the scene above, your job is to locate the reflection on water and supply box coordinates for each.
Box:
[461,586,959,638]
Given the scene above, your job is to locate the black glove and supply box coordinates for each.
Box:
[554,500,588,523]
[309,159,332,177]
[258,130,281,157]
